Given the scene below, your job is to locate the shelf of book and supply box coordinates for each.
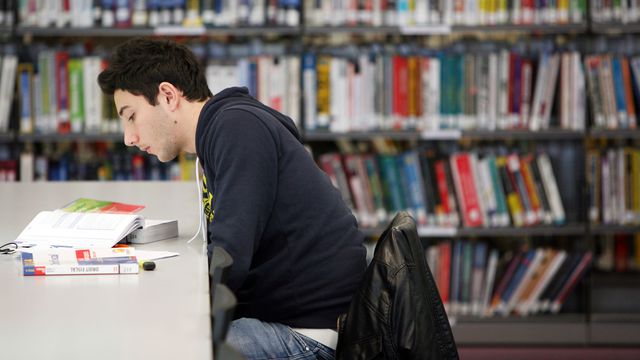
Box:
[452,314,587,345]
[360,224,586,238]
[15,26,299,37]
[590,22,640,34]
[589,129,640,140]
[589,225,640,235]
[18,133,124,142]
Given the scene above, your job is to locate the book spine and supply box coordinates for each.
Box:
[24,262,139,275]
[438,241,452,312]
[68,58,85,134]
[451,152,484,228]
[17,63,34,135]
[550,252,593,313]
[480,248,499,316]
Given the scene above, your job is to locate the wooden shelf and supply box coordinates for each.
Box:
[16,25,299,37]
[304,130,421,141]
[304,26,399,35]
[304,23,587,36]
[589,129,640,140]
[591,272,640,287]
[589,225,640,235]
[0,132,14,143]
[18,133,124,142]
[461,129,585,141]
[360,224,586,238]
[457,224,586,237]
[452,314,587,345]
[304,129,584,141]
[591,21,640,34]
[451,22,587,34]
[589,321,640,344]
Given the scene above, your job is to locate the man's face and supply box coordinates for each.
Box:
[114,89,181,162]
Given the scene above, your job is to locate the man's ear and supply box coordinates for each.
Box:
[158,82,180,111]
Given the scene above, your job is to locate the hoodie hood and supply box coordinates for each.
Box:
[196,87,301,146]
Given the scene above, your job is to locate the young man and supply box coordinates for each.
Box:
[98,38,366,359]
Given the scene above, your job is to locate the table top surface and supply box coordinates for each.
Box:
[0,182,212,360]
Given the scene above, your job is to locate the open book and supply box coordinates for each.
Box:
[15,198,178,249]
[16,210,144,248]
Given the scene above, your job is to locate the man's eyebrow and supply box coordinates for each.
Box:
[118,105,130,117]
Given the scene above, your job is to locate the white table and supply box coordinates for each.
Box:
[0,182,212,360]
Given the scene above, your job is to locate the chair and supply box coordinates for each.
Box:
[209,246,245,360]
[336,211,459,359]
[210,245,234,287]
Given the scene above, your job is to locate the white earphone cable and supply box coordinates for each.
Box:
[187,157,206,244]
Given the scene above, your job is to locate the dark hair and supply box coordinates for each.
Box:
[98,38,212,105]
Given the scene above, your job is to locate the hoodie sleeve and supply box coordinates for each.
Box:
[203,108,279,292]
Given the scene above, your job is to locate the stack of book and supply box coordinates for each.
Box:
[22,247,139,276]
[16,198,179,275]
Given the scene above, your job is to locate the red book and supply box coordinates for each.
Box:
[55,51,70,134]
[450,153,484,228]
[434,160,451,215]
[438,241,451,307]
[392,56,409,128]
[615,234,629,273]
[621,57,637,128]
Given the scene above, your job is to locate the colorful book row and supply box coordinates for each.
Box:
[13,145,196,182]
[303,47,585,133]
[317,147,566,229]
[304,0,586,27]
[587,147,640,225]
[15,47,300,135]
[18,0,301,28]
[591,0,640,24]
[426,240,593,317]
[596,234,640,273]
[584,54,640,130]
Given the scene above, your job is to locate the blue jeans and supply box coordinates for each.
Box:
[226,318,335,360]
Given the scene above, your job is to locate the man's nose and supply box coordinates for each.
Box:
[124,131,139,147]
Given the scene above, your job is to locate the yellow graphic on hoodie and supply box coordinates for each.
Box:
[202,174,214,222]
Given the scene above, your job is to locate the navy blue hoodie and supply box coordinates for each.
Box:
[195,87,366,328]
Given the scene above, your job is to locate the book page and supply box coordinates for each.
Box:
[15,210,143,248]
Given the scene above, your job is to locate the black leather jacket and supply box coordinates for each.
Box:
[336,212,459,359]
